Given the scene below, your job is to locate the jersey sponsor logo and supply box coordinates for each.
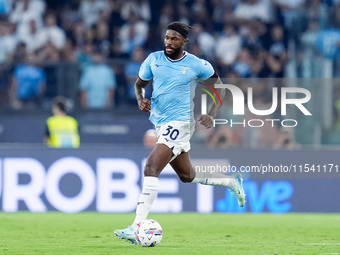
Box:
[180,66,191,74]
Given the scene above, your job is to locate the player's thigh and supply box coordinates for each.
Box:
[144,143,173,177]
[170,151,195,183]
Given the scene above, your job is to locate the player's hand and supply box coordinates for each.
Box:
[138,99,151,112]
[197,115,214,129]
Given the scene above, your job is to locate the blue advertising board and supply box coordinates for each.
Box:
[0,146,339,213]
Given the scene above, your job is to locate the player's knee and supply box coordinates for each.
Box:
[144,163,159,177]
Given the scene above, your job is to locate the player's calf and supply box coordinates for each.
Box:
[177,171,194,183]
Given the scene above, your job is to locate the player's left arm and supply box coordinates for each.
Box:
[198,73,225,128]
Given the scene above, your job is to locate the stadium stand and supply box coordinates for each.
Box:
[0,0,339,148]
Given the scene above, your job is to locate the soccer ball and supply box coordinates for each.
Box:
[134,219,163,247]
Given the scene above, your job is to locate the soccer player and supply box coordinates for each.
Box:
[114,22,245,243]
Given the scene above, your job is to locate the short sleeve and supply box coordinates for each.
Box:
[138,54,153,81]
[198,59,215,80]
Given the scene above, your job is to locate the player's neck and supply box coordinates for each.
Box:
[54,111,66,117]
[167,51,187,62]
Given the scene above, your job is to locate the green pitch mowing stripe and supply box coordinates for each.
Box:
[0,213,339,255]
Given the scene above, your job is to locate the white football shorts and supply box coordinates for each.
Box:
[155,121,195,162]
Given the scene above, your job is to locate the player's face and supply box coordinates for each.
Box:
[164,30,187,59]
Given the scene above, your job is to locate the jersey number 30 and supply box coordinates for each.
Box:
[162,125,179,140]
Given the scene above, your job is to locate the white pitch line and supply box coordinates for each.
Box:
[302,243,340,245]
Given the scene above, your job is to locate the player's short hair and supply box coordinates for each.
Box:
[167,21,193,39]
[53,96,67,113]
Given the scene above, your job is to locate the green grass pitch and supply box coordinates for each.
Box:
[0,213,339,255]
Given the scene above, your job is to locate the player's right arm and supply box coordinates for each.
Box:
[135,53,154,112]
[134,77,151,112]
[196,59,226,129]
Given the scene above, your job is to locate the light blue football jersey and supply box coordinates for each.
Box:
[139,50,215,126]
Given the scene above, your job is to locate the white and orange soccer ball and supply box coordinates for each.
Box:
[134,219,163,247]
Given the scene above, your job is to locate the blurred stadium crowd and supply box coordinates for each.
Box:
[0,0,340,147]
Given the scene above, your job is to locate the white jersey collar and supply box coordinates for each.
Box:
[166,51,188,62]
